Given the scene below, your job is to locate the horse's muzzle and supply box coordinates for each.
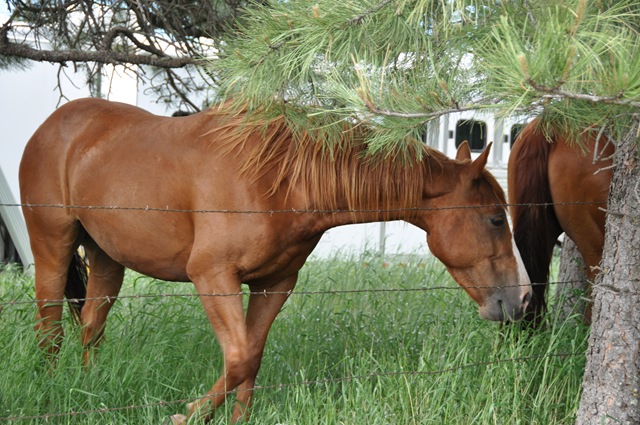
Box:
[479,290,532,322]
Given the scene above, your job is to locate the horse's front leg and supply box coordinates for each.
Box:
[232,274,298,422]
[171,269,249,424]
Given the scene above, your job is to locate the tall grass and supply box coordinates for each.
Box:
[0,253,588,424]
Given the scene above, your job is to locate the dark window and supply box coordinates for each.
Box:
[455,120,487,152]
[510,124,526,148]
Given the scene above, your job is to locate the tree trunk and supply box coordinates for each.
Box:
[555,237,588,322]
[576,121,640,424]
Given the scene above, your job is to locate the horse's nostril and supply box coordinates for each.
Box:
[522,291,532,306]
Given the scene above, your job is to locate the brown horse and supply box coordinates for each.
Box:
[508,118,613,324]
[20,98,531,423]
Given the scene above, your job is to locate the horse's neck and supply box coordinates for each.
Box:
[308,153,459,230]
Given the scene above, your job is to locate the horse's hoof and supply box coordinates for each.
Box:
[166,414,187,425]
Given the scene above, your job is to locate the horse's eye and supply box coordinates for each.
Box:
[490,216,505,227]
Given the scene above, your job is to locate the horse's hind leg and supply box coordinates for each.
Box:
[26,213,80,357]
[79,238,125,365]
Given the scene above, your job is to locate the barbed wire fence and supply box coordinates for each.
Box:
[1,200,606,214]
[0,200,595,422]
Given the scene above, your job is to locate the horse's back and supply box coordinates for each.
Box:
[20,99,156,196]
[20,98,225,200]
[23,98,153,151]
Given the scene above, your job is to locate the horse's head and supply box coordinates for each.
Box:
[413,142,532,321]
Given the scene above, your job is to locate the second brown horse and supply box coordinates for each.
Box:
[20,98,531,423]
[508,118,613,324]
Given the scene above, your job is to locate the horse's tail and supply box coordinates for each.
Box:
[508,120,562,318]
[65,250,88,324]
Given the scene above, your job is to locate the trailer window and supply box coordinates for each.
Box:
[510,124,526,148]
[455,120,487,152]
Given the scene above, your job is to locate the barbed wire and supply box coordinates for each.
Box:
[0,198,593,304]
[0,351,582,423]
[0,200,606,215]
[0,279,586,310]
[0,198,597,309]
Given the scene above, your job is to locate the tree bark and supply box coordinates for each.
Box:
[576,120,640,424]
[555,237,588,322]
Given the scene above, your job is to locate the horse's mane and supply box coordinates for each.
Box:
[209,107,449,217]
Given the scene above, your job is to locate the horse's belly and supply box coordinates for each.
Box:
[121,258,191,282]
[79,211,193,282]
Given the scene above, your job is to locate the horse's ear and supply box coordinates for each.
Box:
[455,141,472,161]
[470,142,493,178]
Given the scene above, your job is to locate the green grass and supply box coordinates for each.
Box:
[0,253,588,424]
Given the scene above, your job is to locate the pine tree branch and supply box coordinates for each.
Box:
[528,79,640,108]
[1,0,255,108]
[347,0,393,26]
[0,39,199,68]
[362,99,494,119]
[164,69,201,111]
[101,26,166,58]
